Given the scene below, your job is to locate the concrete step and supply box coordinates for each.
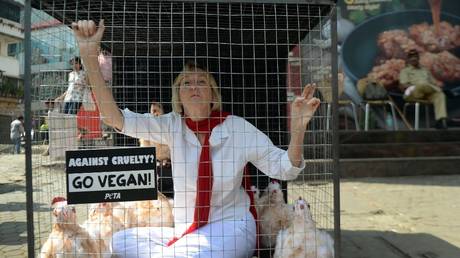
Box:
[340,129,460,144]
[340,156,460,178]
[340,142,460,158]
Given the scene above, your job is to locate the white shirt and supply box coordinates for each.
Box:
[10,119,24,140]
[64,70,87,102]
[121,109,305,236]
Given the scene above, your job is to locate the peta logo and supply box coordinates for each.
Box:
[104,193,121,200]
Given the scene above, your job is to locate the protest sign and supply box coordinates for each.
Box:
[66,147,157,204]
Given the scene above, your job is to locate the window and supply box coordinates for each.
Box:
[7,42,23,58]
[0,2,21,23]
[7,43,17,57]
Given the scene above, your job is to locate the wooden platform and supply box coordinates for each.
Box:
[342,230,460,258]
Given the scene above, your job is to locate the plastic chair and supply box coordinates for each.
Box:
[326,100,360,131]
[363,100,398,131]
[403,100,432,130]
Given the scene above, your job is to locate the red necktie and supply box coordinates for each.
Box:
[167,111,258,246]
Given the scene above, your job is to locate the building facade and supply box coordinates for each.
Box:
[0,0,24,143]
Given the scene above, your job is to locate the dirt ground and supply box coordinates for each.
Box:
[341,176,460,258]
[0,149,459,257]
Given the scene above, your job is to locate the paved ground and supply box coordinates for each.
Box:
[0,145,70,258]
[0,152,28,257]
[0,149,459,257]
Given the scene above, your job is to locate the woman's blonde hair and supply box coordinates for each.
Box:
[171,62,222,114]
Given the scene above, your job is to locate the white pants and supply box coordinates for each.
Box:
[112,215,256,258]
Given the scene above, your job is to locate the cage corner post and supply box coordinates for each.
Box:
[330,3,341,257]
[24,0,36,257]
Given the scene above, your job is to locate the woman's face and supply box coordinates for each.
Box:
[150,104,163,116]
[72,60,81,71]
[179,72,213,115]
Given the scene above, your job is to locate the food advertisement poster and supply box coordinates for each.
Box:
[338,0,460,113]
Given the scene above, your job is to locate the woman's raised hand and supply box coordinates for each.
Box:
[71,20,105,59]
[290,83,321,132]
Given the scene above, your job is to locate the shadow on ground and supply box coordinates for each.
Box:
[0,183,25,194]
[0,221,27,245]
[0,202,48,212]
[342,230,460,258]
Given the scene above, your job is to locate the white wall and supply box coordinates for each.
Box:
[0,19,23,40]
[0,55,20,78]
[0,34,20,78]
[0,18,23,78]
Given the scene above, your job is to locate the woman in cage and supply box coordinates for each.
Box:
[72,20,320,258]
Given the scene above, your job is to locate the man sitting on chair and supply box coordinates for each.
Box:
[399,49,448,129]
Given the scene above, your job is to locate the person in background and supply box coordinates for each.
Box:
[41,98,60,156]
[139,102,173,197]
[45,97,60,113]
[151,101,163,116]
[139,102,171,162]
[399,49,448,129]
[55,57,88,114]
[40,119,49,144]
[10,116,24,154]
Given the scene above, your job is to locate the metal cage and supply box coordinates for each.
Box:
[24,0,340,257]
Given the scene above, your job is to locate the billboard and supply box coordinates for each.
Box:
[338,0,460,115]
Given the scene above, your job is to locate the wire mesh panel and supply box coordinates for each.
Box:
[29,0,337,257]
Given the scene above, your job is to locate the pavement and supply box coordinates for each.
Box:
[0,149,459,257]
[0,152,28,257]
